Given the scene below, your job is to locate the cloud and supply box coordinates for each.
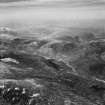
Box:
[0,0,105,21]
[0,0,29,3]
[38,0,65,1]
[0,0,105,8]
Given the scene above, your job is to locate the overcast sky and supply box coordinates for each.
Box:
[0,0,105,7]
[0,0,105,23]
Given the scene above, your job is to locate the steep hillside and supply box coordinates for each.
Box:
[0,27,105,105]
